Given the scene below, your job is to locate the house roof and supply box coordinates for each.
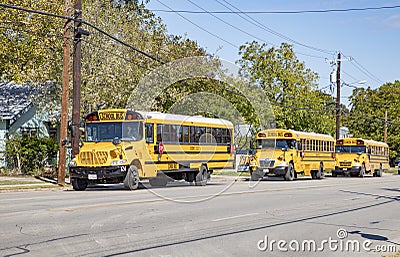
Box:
[0,82,36,124]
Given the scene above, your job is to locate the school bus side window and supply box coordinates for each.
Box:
[156,124,162,142]
[145,123,154,143]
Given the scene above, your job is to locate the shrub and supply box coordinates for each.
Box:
[5,136,59,175]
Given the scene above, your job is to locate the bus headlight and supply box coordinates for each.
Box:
[110,160,128,166]
[69,160,77,167]
[277,162,288,167]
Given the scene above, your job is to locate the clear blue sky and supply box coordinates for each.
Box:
[146,0,400,105]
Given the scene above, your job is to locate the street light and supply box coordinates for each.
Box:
[342,80,367,89]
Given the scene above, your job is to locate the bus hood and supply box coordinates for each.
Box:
[76,142,130,167]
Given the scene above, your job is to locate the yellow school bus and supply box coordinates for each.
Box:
[334,138,389,177]
[238,129,335,181]
[69,109,234,190]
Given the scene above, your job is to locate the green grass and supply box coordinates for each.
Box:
[0,180,45,185]
[384,168,399,174]
[212,170,250,176]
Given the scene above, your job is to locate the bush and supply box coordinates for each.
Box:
[5,136,59,175]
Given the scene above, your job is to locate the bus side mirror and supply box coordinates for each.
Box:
[297,142,302,150]
[249,140,254,149]
[70,126,76,137]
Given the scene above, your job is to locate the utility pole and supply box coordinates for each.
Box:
[57,0,72,185]
[71,0,82,156]
[335,52,341,140]
[384,110,387,142]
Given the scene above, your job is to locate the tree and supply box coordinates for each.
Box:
[347,80,400,160]
[236,41,335,134]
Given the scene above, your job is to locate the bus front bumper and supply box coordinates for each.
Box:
[254,166,287,177]
[70,166,128,181]
[335,166,361,175]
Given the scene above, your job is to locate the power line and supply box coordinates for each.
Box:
[148,4,400,14]
[214,0,335,55]
[341,53,383,85]
[154,0,238,49]
[185,0,275,46]
[352,58,384,84]
[184,0,328,60]
[0,3,165,64]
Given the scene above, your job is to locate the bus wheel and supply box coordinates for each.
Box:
[311,171,316,179]
[377,164,383,177]
[124,165,140,190]
[332,171,337,177]
[72,178,88,191]
[359,165,365,178]
[316,164,324,179]
[250,170,263,181]
[284,163,294,181]
[195,165,208,186]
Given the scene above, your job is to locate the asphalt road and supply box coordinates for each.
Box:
[0,174,399,257]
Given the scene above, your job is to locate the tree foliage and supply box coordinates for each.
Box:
[237,41,335,135]
[346,80,400,159]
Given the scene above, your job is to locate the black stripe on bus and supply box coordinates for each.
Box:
[145,159,234,165]
[161,151,230,155]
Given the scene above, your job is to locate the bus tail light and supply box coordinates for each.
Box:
[301,150,305,159]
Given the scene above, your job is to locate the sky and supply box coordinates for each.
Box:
[145,0,400,106]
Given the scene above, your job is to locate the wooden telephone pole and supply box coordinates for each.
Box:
[335,52,341,140]
[71,0,82,156]
[57,0,72,185]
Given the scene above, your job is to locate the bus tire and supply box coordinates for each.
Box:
[316,163,324,179]
[284,163,294,181]
[124,165,140,190]
[72,178,88,191]
[250,170,263,181]
[332,171,337,177]
[359,164,365,178]
[195,165,208,186]
[377,164,383,177]
[311,170,316,179]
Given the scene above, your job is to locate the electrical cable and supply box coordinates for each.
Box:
[154,0,238,49]
[216,0,335,55]
[148,4,400,14]
[0,3,165,64]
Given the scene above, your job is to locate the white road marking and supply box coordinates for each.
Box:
[212,212,259,222]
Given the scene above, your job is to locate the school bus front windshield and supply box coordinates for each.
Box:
[335,145,366,153]
[256,139,296,150]
[85,121,143,142]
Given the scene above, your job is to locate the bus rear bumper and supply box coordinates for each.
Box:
[70,166,128,182]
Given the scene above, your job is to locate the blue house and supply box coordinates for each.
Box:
[0,82,58,167]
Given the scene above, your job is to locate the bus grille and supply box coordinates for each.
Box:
[80,151,108,165]
[340,162,352,167]
[259,159,275,168]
